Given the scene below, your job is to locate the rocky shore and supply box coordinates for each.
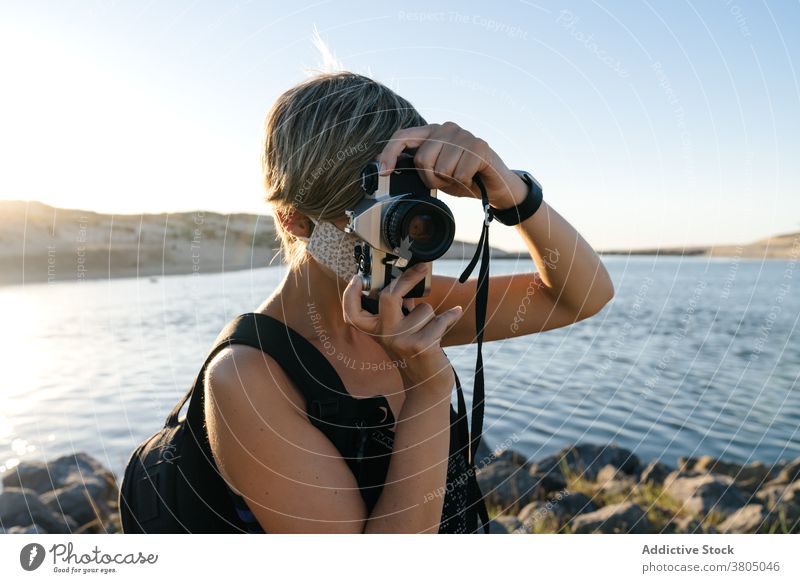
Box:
[1,445,798,534]
[0,453,121,534]
[477,443,800,534]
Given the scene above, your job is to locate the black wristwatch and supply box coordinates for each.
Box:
[490,170,543,226]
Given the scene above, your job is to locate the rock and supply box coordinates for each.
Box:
[671,515,717,534]
[596,465,636,495]
[756,482,800,531]
[640,460,672,485]
[600,478,636,496]
[757,481,800,507]
[476,460,540,512]
[529,467,567,494]
[774,458,800,484]
[734,462,774,491]
[517,501,548,526]
[474,440,493,464]
[517,492,600,531]
[531,443,640,482]
[678,455,774,492]
[678,455,728,474]
[571,502,654,533]
[663,471,750,516]
[41,481,113,527]
[104,514,120,534]
[597,464,621,483]
[671,516,699,533]
[493,449,531,470]
[548,491,599,522]
[0,488,72,534]
[2,452,117,499]
[487,515,524,534]
[1,460,53,494]
[719,504,772,533]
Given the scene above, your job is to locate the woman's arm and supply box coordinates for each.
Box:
[430,190,615,346]
[376,122,615,346]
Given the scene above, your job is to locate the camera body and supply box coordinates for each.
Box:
[345,151,456,300]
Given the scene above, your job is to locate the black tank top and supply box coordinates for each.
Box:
[206,313,478,533]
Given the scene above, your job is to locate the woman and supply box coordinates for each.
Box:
[203,71,614,534]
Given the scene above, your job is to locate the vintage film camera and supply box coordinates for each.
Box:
[345,150,456,305]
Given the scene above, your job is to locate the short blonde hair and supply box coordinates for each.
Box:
[262,72,427,269]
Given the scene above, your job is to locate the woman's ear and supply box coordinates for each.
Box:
[275,208,313,239]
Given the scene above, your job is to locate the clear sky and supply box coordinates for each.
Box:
[1,0,798,252]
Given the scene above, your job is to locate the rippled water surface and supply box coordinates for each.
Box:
[1,256,798,480]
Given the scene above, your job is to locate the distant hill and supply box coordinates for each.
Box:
[0,201,517,286]
[598,231,800,260]
[3,201,795,286]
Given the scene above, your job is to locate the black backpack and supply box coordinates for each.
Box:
[119,312,488,533]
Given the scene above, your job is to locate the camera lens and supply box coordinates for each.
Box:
[383,197,455,261]
[408,213,434,242]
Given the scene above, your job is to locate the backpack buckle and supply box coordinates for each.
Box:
[309,399,340,420]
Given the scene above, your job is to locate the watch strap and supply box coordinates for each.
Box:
[490,170,543,226]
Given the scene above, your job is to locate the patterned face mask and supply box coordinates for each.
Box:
[299,218,362,282]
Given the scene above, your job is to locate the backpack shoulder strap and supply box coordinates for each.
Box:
[165,312,348,427]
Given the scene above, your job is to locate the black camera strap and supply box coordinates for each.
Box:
[455,174,494,533]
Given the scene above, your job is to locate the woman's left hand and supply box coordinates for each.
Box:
[376,121,525,209]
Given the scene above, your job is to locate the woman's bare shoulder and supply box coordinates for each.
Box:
[204,344,305,413]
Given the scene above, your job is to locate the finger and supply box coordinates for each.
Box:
[413,138,448,190]
[416,305,464,345]
[397,302,437,336]
[402,296,416,313]
[452,144,485,197]
[342,275,379,334]
[426,122,465,179]
[386,263,429,301]
[378,263,428,329]
[433,142,465,183]
[377,125,436,175]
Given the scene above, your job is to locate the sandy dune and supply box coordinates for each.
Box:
[0,201,517,286]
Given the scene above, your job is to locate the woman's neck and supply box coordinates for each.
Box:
[260,257,356,344]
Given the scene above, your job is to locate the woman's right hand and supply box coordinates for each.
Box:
[343,263,464,393]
